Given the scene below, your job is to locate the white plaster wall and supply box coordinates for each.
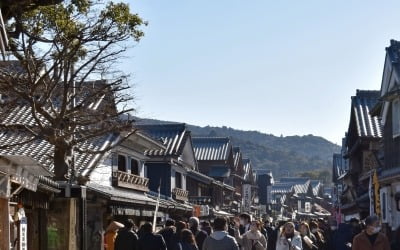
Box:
[89,155,113,186]
[390,182,400,230]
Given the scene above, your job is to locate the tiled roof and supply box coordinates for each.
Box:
[233,147,242,170]
[135,123,188,157]
[0,131,114,175]
[192,137,231,161]
[332,153,346,181]
[0,104,117,176]
[310,180,322,196]
[271,182,293,194]
[275,177,311,195]
[243,158,252,180]
[351,90,382,138]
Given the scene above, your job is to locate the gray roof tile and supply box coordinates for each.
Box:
[351,90,382,138]
[135,123,188,157]
[0,104,116,176]
[192,137,231,161]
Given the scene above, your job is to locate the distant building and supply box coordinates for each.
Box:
[256,169,274,215]
[271,177,329,220]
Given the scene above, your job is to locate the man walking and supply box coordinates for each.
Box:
[202,217,239,250]
[352,215,390,250]
[114,219,139,250]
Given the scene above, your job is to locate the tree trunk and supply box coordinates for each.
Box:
[54,144,73,181]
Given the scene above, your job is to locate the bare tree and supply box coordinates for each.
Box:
[0,0,145,181]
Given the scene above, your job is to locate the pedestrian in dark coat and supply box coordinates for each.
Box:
[171,221,188,250]
[352,215,390,250]
[180,229,199,250]
[137,223,167,250]
[114,219,139,250]
[159,219,177,250]
[189,217,208,250]
[390,226,400,250]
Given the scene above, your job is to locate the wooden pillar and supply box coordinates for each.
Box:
[0,198,10,250]
[68,198,77,250]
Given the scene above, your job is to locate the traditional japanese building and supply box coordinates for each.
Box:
[192,137,238,215]
[135,123,196,219]
[341,90,381,221]
[370,39,400,233]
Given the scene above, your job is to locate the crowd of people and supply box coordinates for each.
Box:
[103,213,399,250]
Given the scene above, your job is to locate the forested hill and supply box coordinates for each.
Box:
[136,118,340,179]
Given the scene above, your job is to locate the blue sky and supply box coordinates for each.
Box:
[122,0,400,144]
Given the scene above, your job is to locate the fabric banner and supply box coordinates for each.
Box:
[242,184,252,212]
[373,170,381,217]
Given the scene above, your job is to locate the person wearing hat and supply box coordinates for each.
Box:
[352,215,390,250]
[104,220,124,250]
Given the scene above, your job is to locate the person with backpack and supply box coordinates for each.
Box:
[202,217,239,250]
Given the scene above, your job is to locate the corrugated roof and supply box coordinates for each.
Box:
[351,90,382,138]
[135,123,188,157]
[192,137,231,161]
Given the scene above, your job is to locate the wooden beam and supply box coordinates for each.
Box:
[0,198,10,250]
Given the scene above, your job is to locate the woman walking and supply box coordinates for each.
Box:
[234,219,267,250]
[180,229,199,250]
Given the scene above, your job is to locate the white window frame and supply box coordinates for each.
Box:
[392,98,400,138]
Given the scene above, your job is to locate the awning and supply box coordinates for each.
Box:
[87,183,156,205]
[223,184,235,192]
[187,170,213,184]
[0,155,54,194]
[213,209,233,217]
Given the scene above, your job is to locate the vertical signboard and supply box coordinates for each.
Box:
[305,202,311,213]
[266,186,272,204]
[298,200,302,212]
[242,184,252,212]
[20,217,27,250]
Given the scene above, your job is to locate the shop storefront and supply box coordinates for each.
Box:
[0,155,59,250]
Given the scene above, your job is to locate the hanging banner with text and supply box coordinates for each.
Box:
[242,184,252,212]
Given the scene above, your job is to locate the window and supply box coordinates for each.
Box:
[131,159,139,175]
[175,172,182,189]
[392,99,400,137]
[118,155,127,172]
